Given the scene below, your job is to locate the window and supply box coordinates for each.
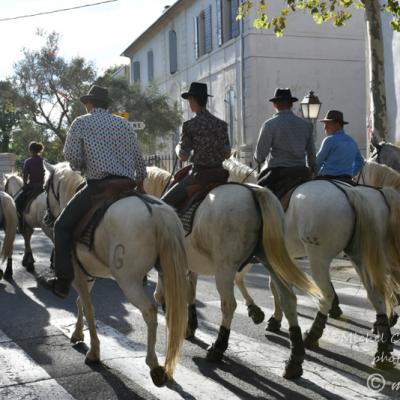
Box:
[217,0,240,46]
[194,5,212,59]
[147,51,154,82]
[169,30,178,74]
[132,61,140,83]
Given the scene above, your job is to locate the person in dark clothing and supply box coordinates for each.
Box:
[161,82,231,207]
[15,142,45,230]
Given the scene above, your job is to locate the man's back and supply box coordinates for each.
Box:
[255,110,315,170]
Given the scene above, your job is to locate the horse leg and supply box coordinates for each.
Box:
[235,264,265,325]
[269,270,304,380]
[329,282,343,319]
[71,279,95,344]
[206,268,236,362]
[186,271,198,338]
[118,279,166,386]
[4,257,13,279]
[303,254,334,350]
[73,270,100,365]
[50,247,55,271]
[266,278,283,332]
[22,227,35,272]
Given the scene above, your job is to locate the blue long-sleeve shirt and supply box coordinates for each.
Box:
[316,130,364,176]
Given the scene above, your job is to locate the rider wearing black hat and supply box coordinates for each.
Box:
[254,88,316,196]
[162,82,231,207]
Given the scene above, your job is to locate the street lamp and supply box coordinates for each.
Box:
[300,91,322,142]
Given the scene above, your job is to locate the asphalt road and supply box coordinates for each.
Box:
[0,230,400,400]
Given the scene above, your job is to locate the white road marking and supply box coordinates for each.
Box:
[53,318,242,400]
[0,329,75,399]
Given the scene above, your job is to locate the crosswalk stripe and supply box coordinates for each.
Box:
[53,318,242,400]
[0,329,75,399]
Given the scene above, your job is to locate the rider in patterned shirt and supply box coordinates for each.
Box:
[162,82,231,206]
[47,85,147,298]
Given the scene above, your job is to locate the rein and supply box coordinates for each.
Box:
[240,166,258,183]
[160,156,179,197]
[44,171,61,227]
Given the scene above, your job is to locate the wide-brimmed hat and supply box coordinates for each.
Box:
[181,82,213,100]
[319,110,348,125]
[80,85,113,105]
[269,88,298,103]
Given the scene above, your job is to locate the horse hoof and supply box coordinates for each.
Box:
[329,306,343,319]
[265,317,281,333]
[186,327,196,340]
[150,366,169,387]
[248,304,265,325]
[71,334,84,344]
[206,345,224,362]
[3,270,12,280]
[26,264,35,273]
[303,332,319,350]
[85,355,100,365]
[283,362,303,380]
[373,356,395,370]
[0,270,3,280]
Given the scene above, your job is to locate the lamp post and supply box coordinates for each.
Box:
[300,91,322,142]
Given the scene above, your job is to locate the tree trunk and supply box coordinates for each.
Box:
[1,132,10,152]
[364,0,388,142]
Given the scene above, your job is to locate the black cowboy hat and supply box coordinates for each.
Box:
[181,82,213,100]
[319,110,348,125]
[269,88,298,103]
[80,85,113,105]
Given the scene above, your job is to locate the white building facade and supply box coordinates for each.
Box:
[122,1,367,162]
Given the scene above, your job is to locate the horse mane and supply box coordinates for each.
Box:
[51,162,85,204]
[363,160,400,190]
[223,158,257,183]
[144,166,171,197]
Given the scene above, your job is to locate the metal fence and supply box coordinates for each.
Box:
[143,151,254,174]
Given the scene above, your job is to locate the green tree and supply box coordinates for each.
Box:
[0,81,22,152]
[238,0,400,142]
[96,69,182,153]
[12,30,96,144]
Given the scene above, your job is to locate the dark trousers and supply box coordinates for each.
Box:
[161,173,195,207]
[54,183,97,281]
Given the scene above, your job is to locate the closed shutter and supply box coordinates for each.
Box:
[194,16,199,59]
[231,0,240,38]
[147,51,154,81]
[169,30,178,74]
[133,61,140,83]
[216,0,222,46]
[204,4,212,53]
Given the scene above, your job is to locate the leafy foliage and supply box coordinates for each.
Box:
[238,0,400,36]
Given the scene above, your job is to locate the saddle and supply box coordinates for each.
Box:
[73,179,137,248]
[172,165,229,234]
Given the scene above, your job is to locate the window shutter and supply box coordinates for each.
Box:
[133,61,140,82]
[194,16,199,59]
[204,4,213,53]
[231,0,240,38]
[216,0,222,46]
[169,30,178,74]
[147,51,154,81]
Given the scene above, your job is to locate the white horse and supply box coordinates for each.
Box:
[4,174,53,271]
[0,191,18,280]
[220,158,400,368]
[45,162,188,387]
[145,165,322,380]
[370,141,400,172]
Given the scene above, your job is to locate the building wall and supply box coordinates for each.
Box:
[124,1,367,159]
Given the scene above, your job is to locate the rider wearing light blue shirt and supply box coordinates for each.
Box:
[316,110,364,177]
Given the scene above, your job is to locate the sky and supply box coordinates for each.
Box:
[0,0,172,80]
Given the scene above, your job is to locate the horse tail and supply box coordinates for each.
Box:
[379,187,400,296]
[252,187,322,298]
[0,192,17,262]
[343,188,394,310]
[154,204,188,378]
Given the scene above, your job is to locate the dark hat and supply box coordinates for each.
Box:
[319,110,348,125]
[181,82,212,100]
[269,88,298,103]
[80,85,112,105]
